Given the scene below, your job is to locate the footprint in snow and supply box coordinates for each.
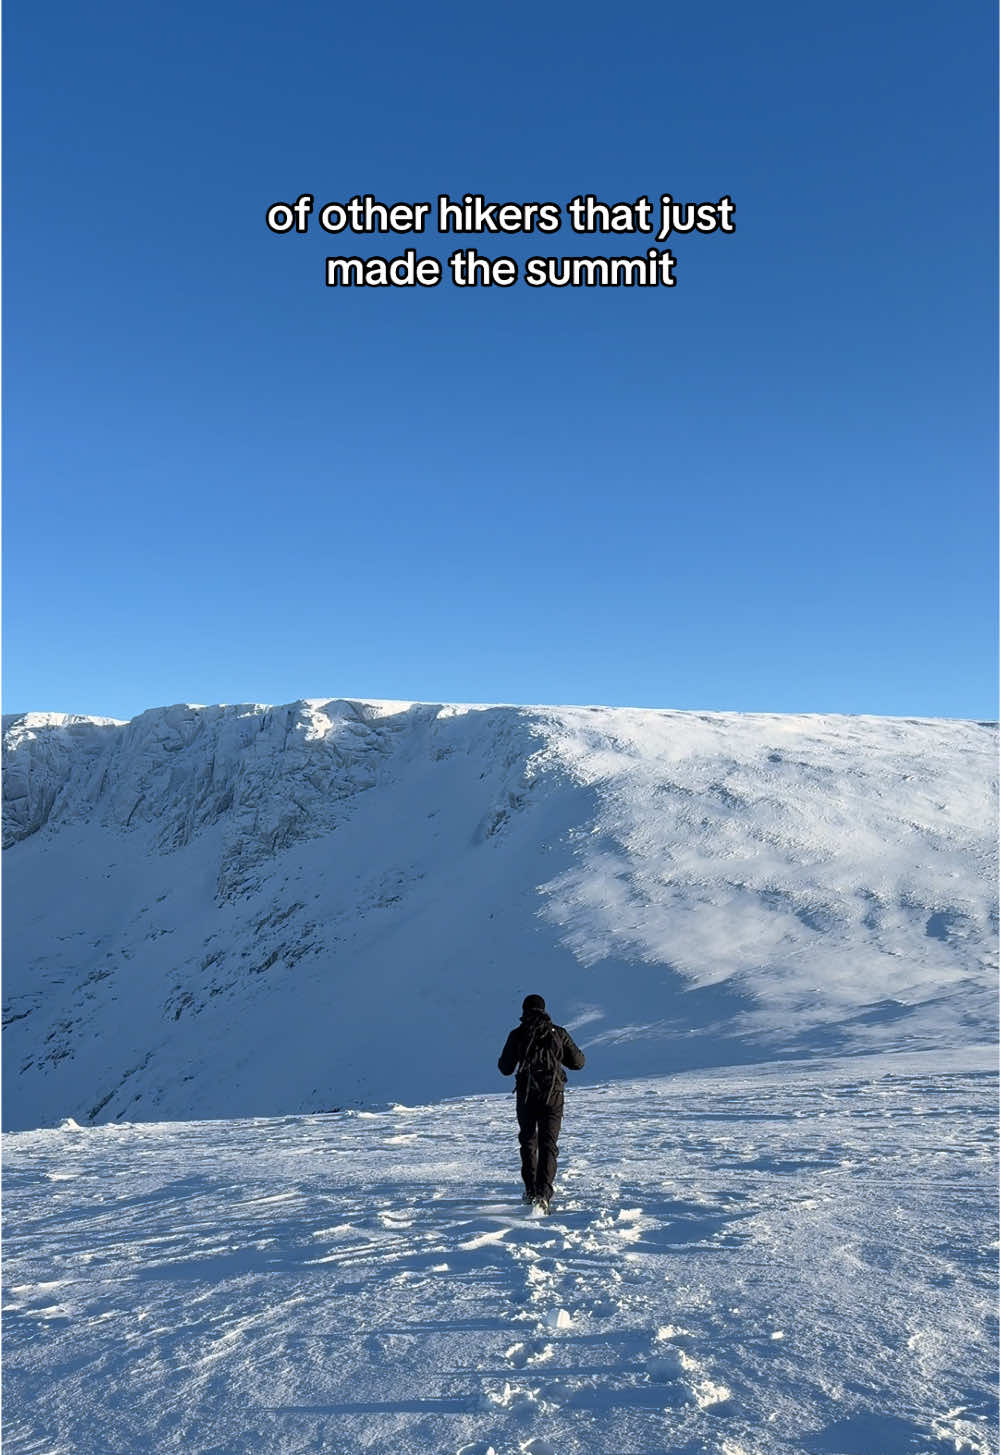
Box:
[505,1338,555,1367]
[479,1381,543,1417]
[690,1376,733,1409]
[645,1334,733,1410]
[647,1346,688,1380]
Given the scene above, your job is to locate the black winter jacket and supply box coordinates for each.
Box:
[498,1010,586,1099]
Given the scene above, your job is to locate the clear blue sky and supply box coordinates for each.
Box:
[4,0,997,721]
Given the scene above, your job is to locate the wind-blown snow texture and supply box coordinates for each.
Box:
[3,1051,997,1455]
[3,700,997,1130]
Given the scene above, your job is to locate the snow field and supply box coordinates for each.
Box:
[3,1049,996,1455]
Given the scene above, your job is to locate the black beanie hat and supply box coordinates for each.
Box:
[522,994,546,1013]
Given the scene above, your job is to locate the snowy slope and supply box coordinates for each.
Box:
[3,700,997,1129]
[3,1048,996,1455]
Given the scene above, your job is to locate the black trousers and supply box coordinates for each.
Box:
[516,1091,563,1200]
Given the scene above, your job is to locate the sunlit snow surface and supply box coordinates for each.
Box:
[4,1049,997,1455]
[3,701,997,1450]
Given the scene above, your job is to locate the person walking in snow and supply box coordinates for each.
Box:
[498,994,585,1213]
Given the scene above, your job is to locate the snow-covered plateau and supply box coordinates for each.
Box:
[2,699,998,1453]
[3,1052,997,1454]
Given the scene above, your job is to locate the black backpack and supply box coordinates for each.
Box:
[516,1021,563,1102]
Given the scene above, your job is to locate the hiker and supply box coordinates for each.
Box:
[498,994,586,1213]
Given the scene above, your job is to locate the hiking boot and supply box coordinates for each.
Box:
[532,1195,550,1214]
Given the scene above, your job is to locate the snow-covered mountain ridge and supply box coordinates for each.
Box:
[3,700,997,1130]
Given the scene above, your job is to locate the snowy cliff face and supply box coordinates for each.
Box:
[2,700,997,1129]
